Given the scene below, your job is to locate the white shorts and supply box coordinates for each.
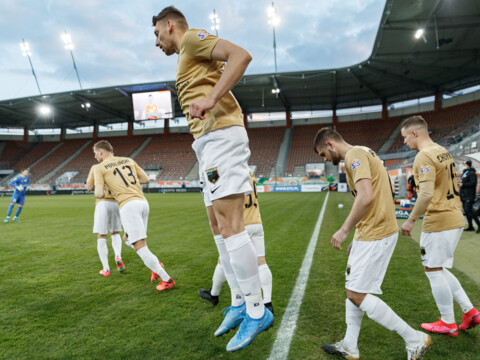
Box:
[193,126,252,202]
[420,227,463,268]
[119,200,149,243]
[246,223,265,257]
[345,232,398,295]
[93,200,122,235]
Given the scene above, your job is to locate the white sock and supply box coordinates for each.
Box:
[124,240,135,249]
[97,238,109,271]
[258,264,273,304]
[214,235,244,306]
[225,231,263,318]
[359,294,419,345]
[443,269,474,313]
[111,234,122,259]
[136,246,170,282]
[343,299,364,351]
[211,263,226,296]
[425,271,455,323]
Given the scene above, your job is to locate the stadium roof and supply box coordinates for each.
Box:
[1,0,479,129]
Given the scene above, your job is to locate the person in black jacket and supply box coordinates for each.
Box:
[459,160,480,233]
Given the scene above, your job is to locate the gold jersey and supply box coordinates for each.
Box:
[176,29,244,139]
[93,156,149,209]
[244,169,262,226]
[345,146,398,241]
[87,164,116,204]
[413,143,464,232]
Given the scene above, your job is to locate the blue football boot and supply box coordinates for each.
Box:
[214,303,246,337]
[226,307,274,352]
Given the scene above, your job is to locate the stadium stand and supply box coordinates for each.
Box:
[14,142,59,171]
[28,139,89,183]
[47,135,149,184]
[388,100,480,153]
[247,127,284,177]
[0,141,33,169]
[134,133,196,180]
[285,117,402,175]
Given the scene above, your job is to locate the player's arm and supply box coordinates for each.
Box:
[401,180,434,236]
[189,39,252,120]
[93,167,105,199]
[9,178,18,188]
[331,178,373,250]
[86,166,95,191]
[134,162,150,184]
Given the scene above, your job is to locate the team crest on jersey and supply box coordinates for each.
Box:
[197,30,210,40]
[420,166,430,174]
[420,247,426,256]
[351,159,361,170]
[346,264,351,276]
[206,167,220,184]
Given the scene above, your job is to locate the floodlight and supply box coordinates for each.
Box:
[414,28,424,39]
[39,105,51,115]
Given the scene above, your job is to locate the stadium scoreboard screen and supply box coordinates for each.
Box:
[132,90,173,121]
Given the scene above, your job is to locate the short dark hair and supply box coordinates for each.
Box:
[313,127,344,153]
[401,115,428,131]
[20,168,28,172]
[152,6,188,28]
[93,140,113,153]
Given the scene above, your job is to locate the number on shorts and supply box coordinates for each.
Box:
[245,180,258,209]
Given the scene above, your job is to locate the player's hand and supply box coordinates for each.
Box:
[401,218,415,237]
[189,97,215,120]
[331,227,348,250]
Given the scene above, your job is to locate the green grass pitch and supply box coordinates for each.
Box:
[0,192,479,359]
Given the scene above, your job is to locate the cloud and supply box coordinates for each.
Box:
[0,0,386,101]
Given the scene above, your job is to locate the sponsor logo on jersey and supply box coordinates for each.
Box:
[206,167,220,184]
[197,30,210,40]
[351,159,361,170]
[420,166,430,174]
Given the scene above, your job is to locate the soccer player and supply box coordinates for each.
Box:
[86,164,125,277]
[198,169,274,314]
[92,140,174,291]
[5,168,30,223]
[152,7,272,351]
[314,128,431,360]
[400,116,480,336]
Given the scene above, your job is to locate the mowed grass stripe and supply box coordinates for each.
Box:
[269,192,330,360]
[0,192,326,359]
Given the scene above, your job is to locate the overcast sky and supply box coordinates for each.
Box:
[0,0,386,101]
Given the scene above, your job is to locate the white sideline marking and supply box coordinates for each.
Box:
[268,192,329,360]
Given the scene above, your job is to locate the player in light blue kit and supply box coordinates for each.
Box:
[5,168,30,223]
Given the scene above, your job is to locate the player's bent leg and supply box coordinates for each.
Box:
[422,266,458,336]
[213,195,263,316]
[441,268,480,330]
[133,239,174,290]
[358,292,432,353]
[13,204,23,221]
[5,202,15,222]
